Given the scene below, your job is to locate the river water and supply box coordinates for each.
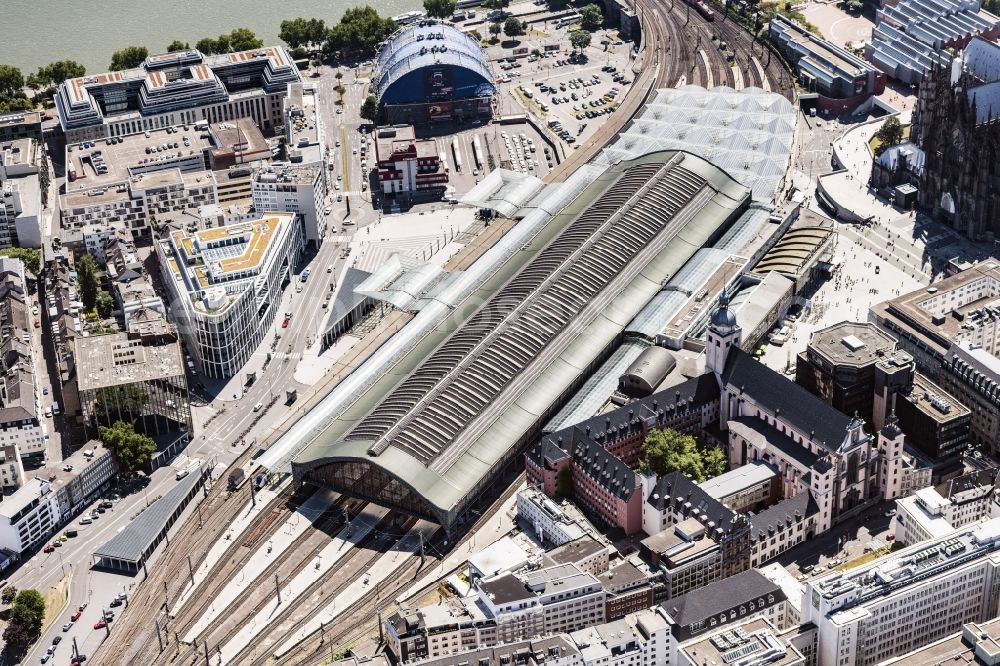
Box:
[4,0,421,74]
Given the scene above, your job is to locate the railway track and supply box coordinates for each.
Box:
[182,512,408,666]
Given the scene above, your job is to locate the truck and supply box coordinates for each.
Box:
[451,138,463,173]
[472,136,484,171]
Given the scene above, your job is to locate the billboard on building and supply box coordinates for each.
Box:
[512,47,529,57]
[429,101,453,120]
[425,66,455,99]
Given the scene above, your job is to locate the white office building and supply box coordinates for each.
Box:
[803,518,1000,666]
[251,163,327,244]
[158,212,302,377]
[893,467,1000,545]
[0,478,61,554]
[55,47,300,144]
[0,138,42,248]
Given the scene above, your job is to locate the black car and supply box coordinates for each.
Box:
[109,598,122,608]
[52,636,62,645]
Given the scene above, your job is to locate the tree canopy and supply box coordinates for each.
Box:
[95,290,116,319]
[569,30,592,52]
[0,584,16,605]
[0,65,25,99]
[504,17,525,37]
[32,60,86,89]
[167,40,190,52]
[325,6,397,56]
[279,18,328,49]
[99,421,157,475]
[2,588,45,659]
[360,95,379,122]
[638,428,728,483]
[580,4,604,30]
[873,116,905,157]
[77,253,99,311]
[110,46,149,71]
[0,248,40,275]
[424,0,458,19]
[229,27,264,52]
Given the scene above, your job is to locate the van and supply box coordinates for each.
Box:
[253,402,263,413]
[175,468,190,481]
[52,402,60,415]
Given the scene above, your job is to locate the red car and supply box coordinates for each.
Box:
[43,544,55,553]
[33,318,40,328]
[93,619,106,630]
[70,611,81,621]
[282,317,290,328]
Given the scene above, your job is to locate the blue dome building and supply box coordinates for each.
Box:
[372,21,496,124]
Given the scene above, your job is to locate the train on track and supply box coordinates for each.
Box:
[687,0,716,21]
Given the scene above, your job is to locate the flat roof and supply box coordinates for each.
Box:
[881,617,1000,666]
[64,126,213,192]
[35,442,110,491]
[76,332,184,392]
[680,617,804,666]
[0,478,49,519]
[290,150,751,529]
[899,372,971,424]
[806,321,898,368]
[872,261,1000,358]
[700,461,779,500]
[93,466,202,563]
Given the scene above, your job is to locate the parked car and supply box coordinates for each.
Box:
[70,611,81,621]
[94,619,107,630]
[43,544,55,553]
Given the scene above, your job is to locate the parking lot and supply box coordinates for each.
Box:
[482,13,637,156]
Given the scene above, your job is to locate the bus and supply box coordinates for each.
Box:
[556,13,582,28]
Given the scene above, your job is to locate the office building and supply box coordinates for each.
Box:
[803,518,1000,666]
[0,478,61,554]
[516,487,603,548]
[36,444,116,522]
[769,15,885,114]
[251,162,328,245]
[283,82,325,166]
[677,617,809,666]
[880,617,1000,666]
[0,112,43,143]
[940,342,1000,456]
[893,371,971,473]
[0,138,42,248]
[158,212,302,377]
[796,322,900,427]
[76,327,192,465]
[374,125,448,201]
[55,47,300,143]
[870,262,1000,374]
[893,467,1000,544]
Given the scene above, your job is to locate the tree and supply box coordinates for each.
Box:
[2,588,45,658]
[702,444,728,478]
[360,95,378,123]
[109,46,149,71]
[196,37,220,55]
[95,290,115,319]
[1,584,16,605]
[639,428,708,482]
[489,22,503,38]
[569,29,592,52]
[424,0,458,18]
[229,27,264,52]
[99,421,157,475]
[0,65,25,99]
[280,18,328,49]
[167,40,189,52]
[873,116,905,157]
[580,3,604,30]
[0,248,40,274]
[77,253,100,310]
[35,60,86,87]
[324,6,397,56]
[504,17,525,37]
